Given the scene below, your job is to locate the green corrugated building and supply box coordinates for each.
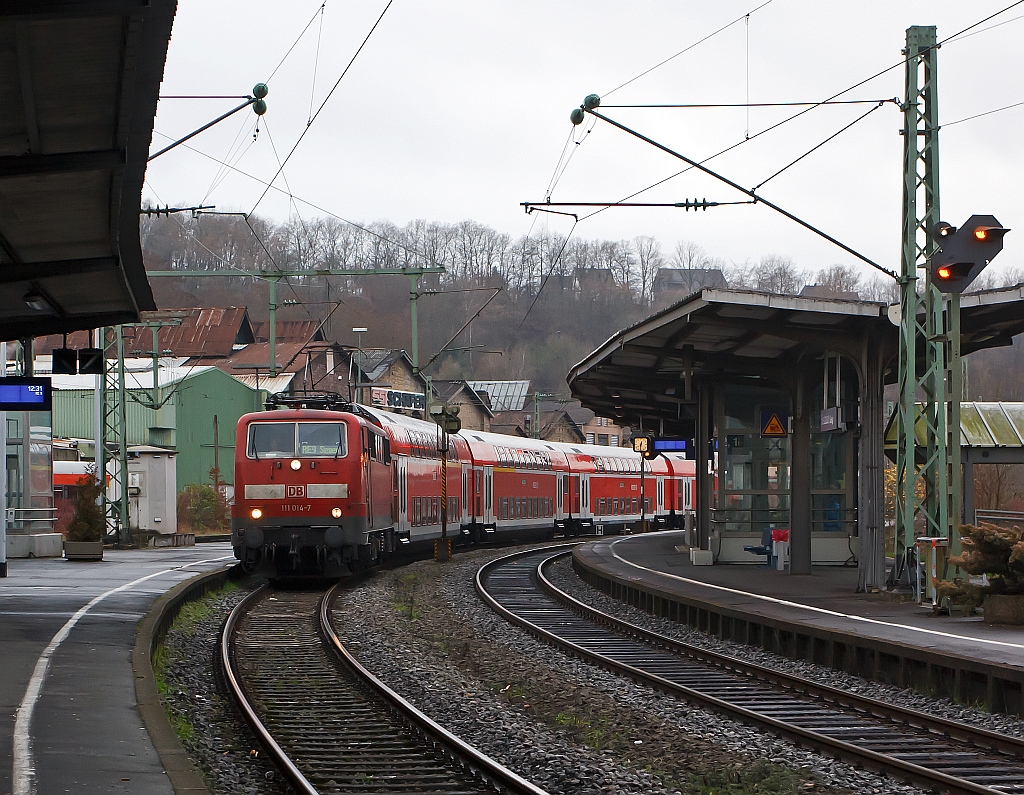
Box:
[52,367,264,492]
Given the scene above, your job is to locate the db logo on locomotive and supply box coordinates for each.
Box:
[287,485,305,498]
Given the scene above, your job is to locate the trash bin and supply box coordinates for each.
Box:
[771,528,790,571]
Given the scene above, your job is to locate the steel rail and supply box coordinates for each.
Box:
[475,547,1024,795]
[219,584,318,795]
[535,552,1024,759]
[320,583,550,795]
[221,581,550,795]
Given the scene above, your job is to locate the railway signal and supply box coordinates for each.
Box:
[632,434,657,460]
[930,215,1010,293]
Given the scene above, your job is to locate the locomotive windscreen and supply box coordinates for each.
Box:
[247,421,348,458]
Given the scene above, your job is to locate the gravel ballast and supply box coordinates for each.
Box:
[155,543,1017,795]
[331,544,929,795]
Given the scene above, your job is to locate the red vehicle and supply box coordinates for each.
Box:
[232,396,695,576]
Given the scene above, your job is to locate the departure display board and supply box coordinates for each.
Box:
[0,377,52,411]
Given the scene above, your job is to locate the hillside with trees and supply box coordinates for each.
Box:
[141,212,1021,400]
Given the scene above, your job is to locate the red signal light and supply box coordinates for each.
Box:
[937,265,953,280]
[974,228,988,241]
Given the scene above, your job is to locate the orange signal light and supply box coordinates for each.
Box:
[937,265,953,279]
[974,228,988,241]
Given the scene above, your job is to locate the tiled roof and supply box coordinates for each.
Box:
[153,307,255,357]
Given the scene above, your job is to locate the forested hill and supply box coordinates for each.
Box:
[141,212,1022,398]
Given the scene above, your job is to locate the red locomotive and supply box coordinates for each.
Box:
[231,395,695,576]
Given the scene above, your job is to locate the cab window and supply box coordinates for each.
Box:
[248,423,295,458]
[247,421,347,458]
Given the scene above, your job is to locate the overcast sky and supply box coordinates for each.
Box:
[144,1,1024,285]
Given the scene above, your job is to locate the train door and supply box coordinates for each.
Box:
[474,468,483,520]
[579,473,590,520]
[483,466,494,526]
[656,476,665,517]
[570,474,580,516]
[363,428,373,528]
[397,458,409,535]
[462,466,469,525]
[556,474,565,521]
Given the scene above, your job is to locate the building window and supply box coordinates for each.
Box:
[610,435,618,447]
[586,433,595,444]
[597,434,609,446]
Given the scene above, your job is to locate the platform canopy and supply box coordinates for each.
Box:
[0,0,175,340]
[567,285,1024,431]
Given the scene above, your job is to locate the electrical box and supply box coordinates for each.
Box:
[127,446,177,535]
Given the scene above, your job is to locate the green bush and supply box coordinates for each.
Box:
[938,522,1024,605]
[64,470,106,542]
[177,482,229,534]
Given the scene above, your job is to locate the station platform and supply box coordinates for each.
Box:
[1,544,235,795]
[573,531,1024,714]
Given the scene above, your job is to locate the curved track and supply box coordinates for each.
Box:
[476,547,1024,795]
[221,585,548,795]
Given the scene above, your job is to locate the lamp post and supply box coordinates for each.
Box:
[352,327,367,404]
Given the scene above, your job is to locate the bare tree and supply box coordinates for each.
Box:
[862,275,899,304]
[633,236,663,306]
[672,240,709,270]
[814,264,862,296]
[747,254,805,294]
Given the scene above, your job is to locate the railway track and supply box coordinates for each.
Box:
[220,584,548,795]
[476,546,1024,795]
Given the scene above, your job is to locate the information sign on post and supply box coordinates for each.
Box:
[760,411,788,438]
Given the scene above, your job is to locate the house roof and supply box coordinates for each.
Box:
[0,1,175,338]
[349,348,412,382]
[157,307,255,357]
[489,409,585,442]
[430,379,494,417]
[251,320,324,344]
[214,341,310,375]
[467,380,531,411]
[653,268,728,292]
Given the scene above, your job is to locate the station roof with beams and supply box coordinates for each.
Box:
[0,1,175,340]
[567,285,1024,430]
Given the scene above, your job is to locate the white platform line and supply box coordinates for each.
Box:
[608,537,1024,651]
[11,555,234,795]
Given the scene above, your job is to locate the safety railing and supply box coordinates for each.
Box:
[5,506,58,530]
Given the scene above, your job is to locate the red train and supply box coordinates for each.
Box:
[231,396,695,576]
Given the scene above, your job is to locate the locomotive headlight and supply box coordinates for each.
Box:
[250,508,263,520]
[331,507,343,519]
[290,459,301,471]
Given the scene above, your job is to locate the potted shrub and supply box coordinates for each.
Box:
[64,470,106,561]
[940,523,1024,625]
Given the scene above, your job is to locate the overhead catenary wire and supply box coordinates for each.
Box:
[944,100,1024,127]
[148,129,442,267]
[266,2,329,83]
[602,0,774,98]
[250,0,394,216]
[752,101,887,191]
[585,107,896,278]
[570,2,1024,225]
[308,3,327,125]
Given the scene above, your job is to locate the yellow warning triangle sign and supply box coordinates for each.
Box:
[761,413,787,437]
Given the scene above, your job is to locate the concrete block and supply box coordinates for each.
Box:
[984,594,1024,625]
[691,549,714,566]
[6,533,64,558]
